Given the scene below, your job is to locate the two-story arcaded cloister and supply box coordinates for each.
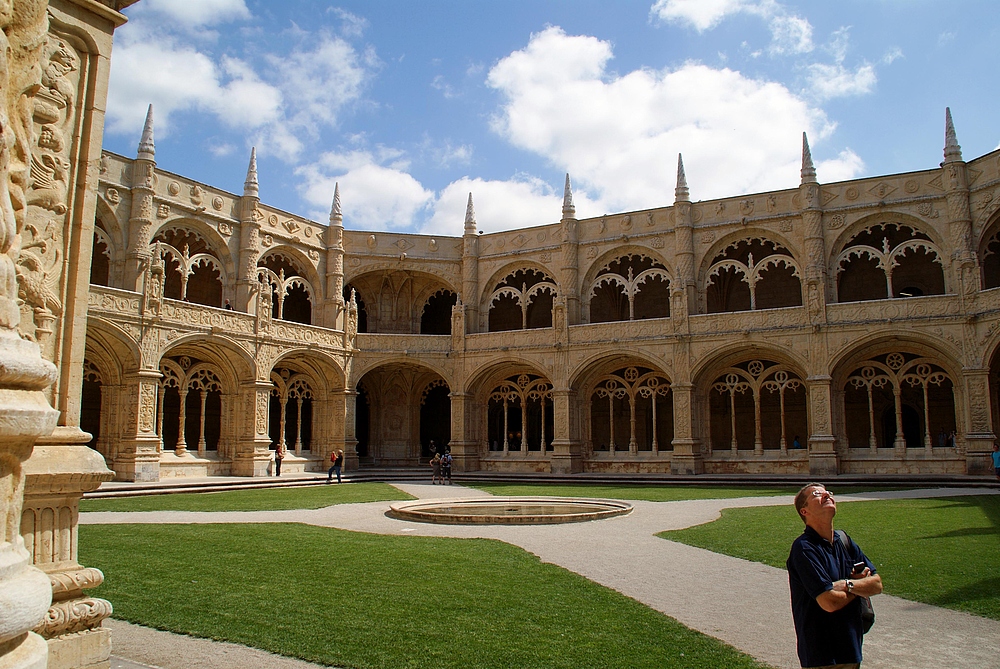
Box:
[82,108,1000,480]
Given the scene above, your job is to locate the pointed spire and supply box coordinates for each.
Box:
[562,173,575,219]
[464,192,476,234]
[243,147,259,198]
[800,132,817,184]
[329,182,343,226]
[944,107,963,163]
[674,153,689,203]
[137,104,155,160]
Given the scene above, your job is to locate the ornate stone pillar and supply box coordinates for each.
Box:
[324,184,345,330]
[961,368,995,475]
[235,149,261,313]
[22,428,112,669]
[941,108,978,308]
[799,134,828,326]
[673,155,697,316]
[113,371,161,482]
[670,382,703,474]
[232,382,274,477]
[806,376,838,475]
[341,389,359,471]
[461,193,479,334]
[448,391,478,472]
[549,388,583,473]
[559,176,580,324]
[123,107,156,292]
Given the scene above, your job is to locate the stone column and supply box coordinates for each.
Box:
[324,184,345,330]
[806,376,838,475]
[559,176,580,324]
[113,371,161,482]
[232,382,274,477]
[961,368,995,475]
[235,149,261,313]
[448,391,478,472]
[22,428,113,669]
[341,389,359,471]
[670,382,703,474]
[123,108,156,292]
[941,108,978,308]
[673,155,698,316]
[549,388,583,473]
[461,194,479,334]
[799,134,828,326]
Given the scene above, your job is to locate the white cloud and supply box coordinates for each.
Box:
[806,28,876,100]
[106,18,376,162]
[486,27,859,211]
[134,0,250,29]
[817,149,865,184]
[882,47,904,65]
[651,0,812,55]
[106,30,283,137]
[807,62,876,100]
[431,75,458,99]
[296,150,434,231]
[650,0,763,32]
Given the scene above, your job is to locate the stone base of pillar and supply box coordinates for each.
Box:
[550,452,583,474]
[1,631,50,669]
[112,453,159,482]
[671,452,704,475]
[448,441,479,473]
[963,433,995,475]
[231,451,271,477]
[808,451,839,476]
[45,627,110,669]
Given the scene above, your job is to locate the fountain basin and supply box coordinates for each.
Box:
[387,497,633,525]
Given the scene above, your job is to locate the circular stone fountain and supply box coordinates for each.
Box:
[386,497,632,525]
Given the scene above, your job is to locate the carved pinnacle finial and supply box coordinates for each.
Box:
[944,107,963,163]
[243,147,259,198]
[674,153,689,203]
[464,192,476,234]
[137,104,155,160]
[800,132,817,184]
[329,182,342,225]
[562,173,575,218]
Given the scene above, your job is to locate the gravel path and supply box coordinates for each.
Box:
[84,484,1000,669]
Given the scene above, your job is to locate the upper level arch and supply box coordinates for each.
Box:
[584,251,672,323]
[152,220,234,308]
[832,215,947,302]
[699,234,802,313]
[258,247,320,325]
[345,269,457,334]
[978,210,1000,290]
[482,265,558,332]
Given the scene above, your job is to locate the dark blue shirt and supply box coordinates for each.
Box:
[787,526,876,667]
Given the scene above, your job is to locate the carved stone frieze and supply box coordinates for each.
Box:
[34,596,113,638]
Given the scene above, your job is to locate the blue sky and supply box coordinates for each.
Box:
[103,0,1000,237]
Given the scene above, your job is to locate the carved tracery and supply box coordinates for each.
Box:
[709,360,806,454]
[259,252,313,325]
[589,254,670,323]
[706,239,801,313]
[836,223,945,301]
[488,269,557,331]
[157,358,224,456]
[153,228,225,307]
[487,374,553,453]
[270,369,313,455]
[590,367,672,455]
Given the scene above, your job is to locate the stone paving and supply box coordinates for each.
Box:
[83,483,1000,669]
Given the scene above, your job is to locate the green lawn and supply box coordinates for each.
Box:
[81,523,771,669]
[79,482,412,512]
[660,495,1000,621]
[466,482,902,502]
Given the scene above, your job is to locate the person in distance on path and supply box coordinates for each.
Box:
[787,483,882,669]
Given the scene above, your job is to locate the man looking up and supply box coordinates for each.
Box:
[787,484,883,669]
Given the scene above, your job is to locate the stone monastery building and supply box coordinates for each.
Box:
[84,107,1000,481]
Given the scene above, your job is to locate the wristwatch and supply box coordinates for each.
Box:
[846,580,855,593]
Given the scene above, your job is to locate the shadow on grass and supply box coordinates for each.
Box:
[931,576,1000,609]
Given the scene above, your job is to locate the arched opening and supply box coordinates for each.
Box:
[80,361,102,450]
[836,223,944,302]
[589,254,671,323]
[282,282,312,325]
[706,239,800,313]
[419,382,451,456]
[355,386,370,459]
[158,359,224,456]
[259,253,313,325]
[589,366,672,454]
[708,360,806,453]
[420,290,456,334]
[486,373,553,452]
[90,231,110,286]
[154,228,224,307]
[487,268,557,331]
